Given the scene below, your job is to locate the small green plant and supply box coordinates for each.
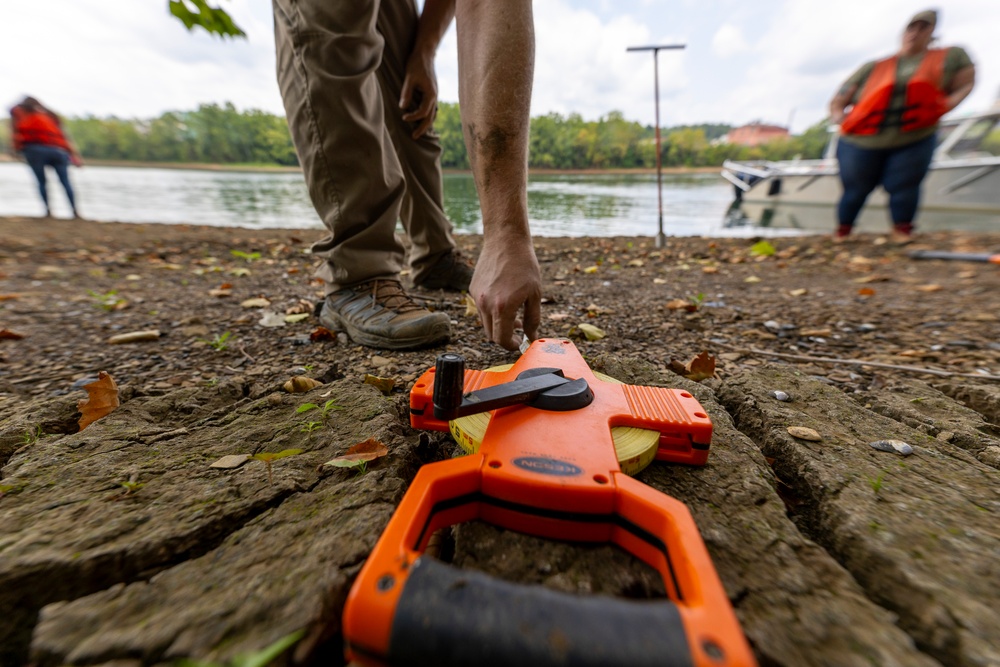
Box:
[302,364,315,372]
[88,289,126,311]
[868,472,886,494]
[300,421,323,434]
[230,249,262,263]
[688,292,706,308]
[176,629,305,667]
[22,425,43,446]
[203,377,220,387]
[199,331,233,351]
[0,483,25,499]
[297,399,343,424]
[119,480,144,496]
[251,449,303,485]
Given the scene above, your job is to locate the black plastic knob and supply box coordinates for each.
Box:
[433,353,465,421]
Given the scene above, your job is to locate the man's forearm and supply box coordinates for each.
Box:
[413,0,456,60]
[455,0,534,227]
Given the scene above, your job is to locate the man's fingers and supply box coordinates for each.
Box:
[521,296,541,341]
[399,79,414,112]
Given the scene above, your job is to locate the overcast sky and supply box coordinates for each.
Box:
[1,0,996,134]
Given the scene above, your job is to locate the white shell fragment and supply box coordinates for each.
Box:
[769,390,791,402]
[869,440,914,456]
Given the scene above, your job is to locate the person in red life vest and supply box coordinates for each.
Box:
[829,9,975,240]
[9,96,83,218]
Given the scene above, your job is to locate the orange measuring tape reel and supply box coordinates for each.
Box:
[343,339,756,667]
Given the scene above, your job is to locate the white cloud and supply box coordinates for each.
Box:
[1,0,997,135]
[712,24,748,58]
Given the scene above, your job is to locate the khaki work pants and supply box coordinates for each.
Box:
[272,0,458,292]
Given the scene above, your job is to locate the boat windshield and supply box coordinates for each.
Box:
[937,115,1000,157]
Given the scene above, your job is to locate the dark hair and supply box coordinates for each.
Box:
[21,96,43,112]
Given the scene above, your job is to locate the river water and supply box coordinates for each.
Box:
[0,162,804,238]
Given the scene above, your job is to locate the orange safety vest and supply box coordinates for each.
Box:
[841,48,949,136]
[10,106,72,153]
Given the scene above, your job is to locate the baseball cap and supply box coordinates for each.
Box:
[907,9,937,29]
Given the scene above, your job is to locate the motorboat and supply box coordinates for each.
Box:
[721,105,1000,229]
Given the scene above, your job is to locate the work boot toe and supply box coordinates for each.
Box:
[320,279,450,350]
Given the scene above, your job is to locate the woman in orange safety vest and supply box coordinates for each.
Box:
[9,96,82,218]
[828,10,975,239]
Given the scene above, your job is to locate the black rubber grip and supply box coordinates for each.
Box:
[387,557,694,667]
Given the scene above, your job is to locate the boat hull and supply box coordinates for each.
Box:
[730,159,1000,215]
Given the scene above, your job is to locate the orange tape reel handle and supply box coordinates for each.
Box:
[343,455,755,667]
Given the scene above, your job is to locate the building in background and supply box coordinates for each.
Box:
[722,122,790,146]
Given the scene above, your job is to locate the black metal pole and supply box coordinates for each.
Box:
[627,44,685,248]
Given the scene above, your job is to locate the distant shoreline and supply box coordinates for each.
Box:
[0,156,718,176]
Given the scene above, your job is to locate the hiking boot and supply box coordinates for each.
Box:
[414,250,474,291]
[319,279,450,350]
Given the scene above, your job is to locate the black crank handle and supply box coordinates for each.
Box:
[384,557,696,667]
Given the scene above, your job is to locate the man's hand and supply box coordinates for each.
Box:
[470,232,541,351]
[400,50,439,140]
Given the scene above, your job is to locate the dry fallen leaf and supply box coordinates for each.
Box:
[310,327,337,342]
[0,329,25,340]
[258,311,286,327]
[670,352,716,382]
[324,438,390,468]
[240,297,271,309]
[857,287,876,296]
[787,426,822,441]
[916,284,943,293]
[108,330,161,344]
[364,374,395,394]
[78,371,120,430]
[463,294,478,318]
[666,299,692,311]
[283,376,323,393]
[577,323,606,341]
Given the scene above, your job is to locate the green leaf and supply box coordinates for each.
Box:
[296,403,319,413]
[749,240,776,257]
[232,629,305,667]
[169,0,246,39]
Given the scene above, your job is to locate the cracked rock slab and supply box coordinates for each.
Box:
[718,367,1000,667]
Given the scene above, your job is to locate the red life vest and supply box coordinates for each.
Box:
[841,48,949,136]
[11,106,72,152]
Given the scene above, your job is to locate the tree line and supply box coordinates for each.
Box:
[2,101,833,169]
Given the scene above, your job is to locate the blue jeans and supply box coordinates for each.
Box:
[836,133,936,230]
[21,143,77,215]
